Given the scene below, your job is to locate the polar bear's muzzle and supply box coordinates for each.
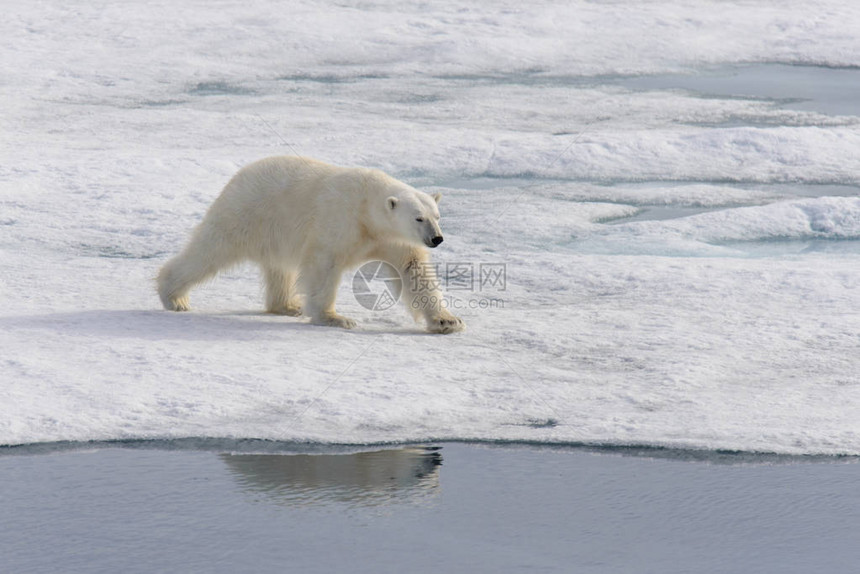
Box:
[427,235,444,248]
[420,217,443,248]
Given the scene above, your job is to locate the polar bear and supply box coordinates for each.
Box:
[157,156,465,333]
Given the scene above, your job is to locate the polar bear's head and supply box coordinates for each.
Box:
[385,187,445,248]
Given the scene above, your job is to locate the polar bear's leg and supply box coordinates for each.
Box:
[264,267,302,316]
[158,252,220,311]
[157,229,238,311]
[157,258,194,311]
[300,255,356,329]
[373,244,464,334]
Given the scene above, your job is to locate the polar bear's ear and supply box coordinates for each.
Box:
[432,192,442,205]
[387,196,399,210]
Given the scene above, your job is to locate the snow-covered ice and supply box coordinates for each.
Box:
[2,1,859,454]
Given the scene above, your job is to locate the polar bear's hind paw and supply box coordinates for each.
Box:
[166,296,191,312]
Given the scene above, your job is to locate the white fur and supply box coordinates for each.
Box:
[157,156,464,333]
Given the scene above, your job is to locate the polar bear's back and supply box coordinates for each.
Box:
[195,156,381,266]
[217,156,332,211]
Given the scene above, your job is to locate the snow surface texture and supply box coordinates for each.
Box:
[1,1,859,454]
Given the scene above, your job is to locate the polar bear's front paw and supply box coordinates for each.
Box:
[427,313,465,334]
[314,313,357,330]
[269,304,303,317]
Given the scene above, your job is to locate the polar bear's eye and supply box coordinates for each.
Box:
[416,217,425,222]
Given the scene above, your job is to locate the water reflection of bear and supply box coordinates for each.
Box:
[220,447,443,507]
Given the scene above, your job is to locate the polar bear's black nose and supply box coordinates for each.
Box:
[431,236,444,247]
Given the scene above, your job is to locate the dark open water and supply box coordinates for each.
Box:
[1,442,859,574]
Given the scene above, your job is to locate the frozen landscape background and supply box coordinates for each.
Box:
[2,0,859,454]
